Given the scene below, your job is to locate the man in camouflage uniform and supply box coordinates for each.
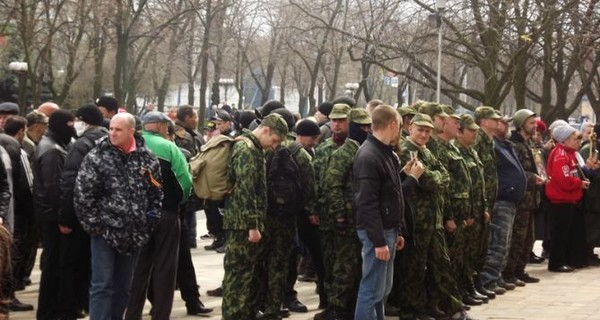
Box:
[397,105,417,140]
[504,109,544,285]
[74,113,163,320]
[396,113,469,320]
[436,107,487,306]
[322,109,371,319]
[221,114,288,320]
[416,101,449,158]
[312,103,351,320]
[454,115,493,303]
[471,106,501,297]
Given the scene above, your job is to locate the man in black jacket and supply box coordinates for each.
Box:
[353,105,422,320]
[58,104,107,319]
[33,109,76,320]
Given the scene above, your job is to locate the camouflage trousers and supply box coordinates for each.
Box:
[503,209,535,277]
[447,224,476,293]
[222,230,265,320]
[0,224,11,318]
[256,226,294,320]
[320,228,335,302]
[396,227,462,316]
[328,228,362,315]
[469,215,490,276]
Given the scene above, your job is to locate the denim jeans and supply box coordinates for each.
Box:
[480,200,517,286]
[89,236,138,320]
[354,229,398,320]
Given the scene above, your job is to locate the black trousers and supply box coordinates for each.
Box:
[205,200,224,239]
[11,208,38,288]
[59,223,91,319]
[37,221,61,320]
[126,210,180,320]
[548,203,587,269]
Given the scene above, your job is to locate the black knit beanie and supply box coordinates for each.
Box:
[76,104,104,126]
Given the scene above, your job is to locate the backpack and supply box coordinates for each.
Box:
[189,135,252,201]
[267,142,303,216]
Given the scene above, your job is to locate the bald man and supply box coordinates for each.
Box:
[36,102,60,118]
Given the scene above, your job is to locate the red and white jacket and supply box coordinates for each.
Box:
[545,143,583,204]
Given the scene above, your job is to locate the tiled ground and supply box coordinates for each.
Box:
[10,213,600,319]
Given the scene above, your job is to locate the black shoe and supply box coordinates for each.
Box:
[548,265,574,273]
[425,307,446,318]
[529,252,545,264]
[516,272,540,283]
[206,286,223,297]
[475,283,496,299]
[215,244,226,253]
[497,278,516,290]
[463,295,482,306]
[23,277,32,286]
[470,292,488,304]
[204,239,225,251]
[313,309,330,320]
[280,307,291,318]
[285,299,308,313]
[189,241,197,248]
[484,283,506,295]
[199,233,214,240]
[541,250,549,259]
[461,303,471,311]
[503,275,526,287]
[186,300,213,315]
[8,298,34,312]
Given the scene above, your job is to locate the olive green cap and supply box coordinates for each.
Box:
[418,102,448,118]
[495,109,513,123]
[348,108,372,125]
[474,106,501,122]
[261,113,289,139]
[442,105,460,120]
[329,103,352,120]
[397,105,418,117]
[410,113,435,129]
[459,114,479,130]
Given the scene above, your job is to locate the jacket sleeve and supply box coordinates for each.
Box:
[170,144,193,204]
[353,154,386,247]
[146,156,163,215]
[0,157,10,221]
[59,142,89,228]
[296,149,316,216]
[39,149,65,213]
[548,152,582,192]
[74,153,104,236]
[230,142,264,230]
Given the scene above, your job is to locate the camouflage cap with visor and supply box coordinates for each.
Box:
[418,102,449,119]
[442,105,461,120]
[459,114,479,130]
[410,113,435,129]
[474,106,501,122]
[348,108,372,125]
[329,103,352,120]
[261,113,289,139]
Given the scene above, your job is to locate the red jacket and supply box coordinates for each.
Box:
[545,143,583,204]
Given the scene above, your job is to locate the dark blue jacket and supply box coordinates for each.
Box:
[494,137,527,203]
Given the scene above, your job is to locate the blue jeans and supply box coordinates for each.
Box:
[480,200,516,286]
[89,236,138,320]
[354,229,398,320]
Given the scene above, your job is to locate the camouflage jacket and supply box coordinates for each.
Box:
[437,138,472,221]
[473,129,497,214]
[224,129,267,231]
[399,139,449,229]
[509,130,540,211]
[325,138,359,229]
[313,138,342,230]
[455,141,488,221]
[426,137,442,159]
[74,135,163,255]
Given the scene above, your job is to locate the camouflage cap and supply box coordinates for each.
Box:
[397,105,418,117]
[418,102,449,118]
[474,106,501,122]
[329,103,352,120]
[204,121,216,131]
[442,105,460,120]
[495,109,513,123]
[410,113,435,129]
[459,114,479,130]
[348,108,372,125]
[261,113,289,139]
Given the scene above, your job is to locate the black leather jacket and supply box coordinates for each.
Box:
[33,131,69,222]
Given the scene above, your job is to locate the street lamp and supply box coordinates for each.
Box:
[8,61,28,114]
[428,0,446,103]
[345,82,359,97]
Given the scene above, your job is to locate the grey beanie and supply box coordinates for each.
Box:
[552,125,577,143]
[548,119,569,134]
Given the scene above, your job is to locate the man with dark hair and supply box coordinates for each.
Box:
[96,96,120,129]
[59,104,107,319]
[3,117,27,140]
[0,103,19,130]
[34,109,76,320]
[22,111,48,158]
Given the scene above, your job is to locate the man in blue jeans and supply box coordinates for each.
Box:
[352,105,422,320]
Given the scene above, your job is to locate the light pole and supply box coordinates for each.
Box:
[429,0,446,103]
[345,82,359,97]
[8,61,28,114]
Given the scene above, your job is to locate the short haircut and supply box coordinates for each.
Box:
[4,115,27,136]
[176,105,195,122]
[367,99,384,109]
[371,105,399,131]
[26,111,48,126]
[112,112,135,129]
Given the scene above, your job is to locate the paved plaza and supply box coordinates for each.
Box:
[9,213,600,320]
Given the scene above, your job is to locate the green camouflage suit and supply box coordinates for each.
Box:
[471,130,497,272]
[454,140,487,292]
[222,130,267,320]
[324,138,362,316]
[257,136,314,320]
[313,137,343,298]
[437,138,473,294]
[396,139,463,317]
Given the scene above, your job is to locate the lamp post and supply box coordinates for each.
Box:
[345,82,359,97]
[429,0,446,103]
[8,61,28,114]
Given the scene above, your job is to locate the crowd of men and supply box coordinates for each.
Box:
[0,94,598,320]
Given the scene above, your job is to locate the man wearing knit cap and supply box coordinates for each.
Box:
[504,109,545,286]
[312,103,350,320]
[316,101,334,143]
[0,102,19,130]
[321,108,371,319]
[295,119,321,151]
[96,96,120,129]
[34,109,76,320]
[59,104,107,319]
[470,106,502,298]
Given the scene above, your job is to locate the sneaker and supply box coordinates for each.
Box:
[207,286,223,297]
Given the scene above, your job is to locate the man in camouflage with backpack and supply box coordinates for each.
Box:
[320,108,371,320]
[221,113,289,320]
